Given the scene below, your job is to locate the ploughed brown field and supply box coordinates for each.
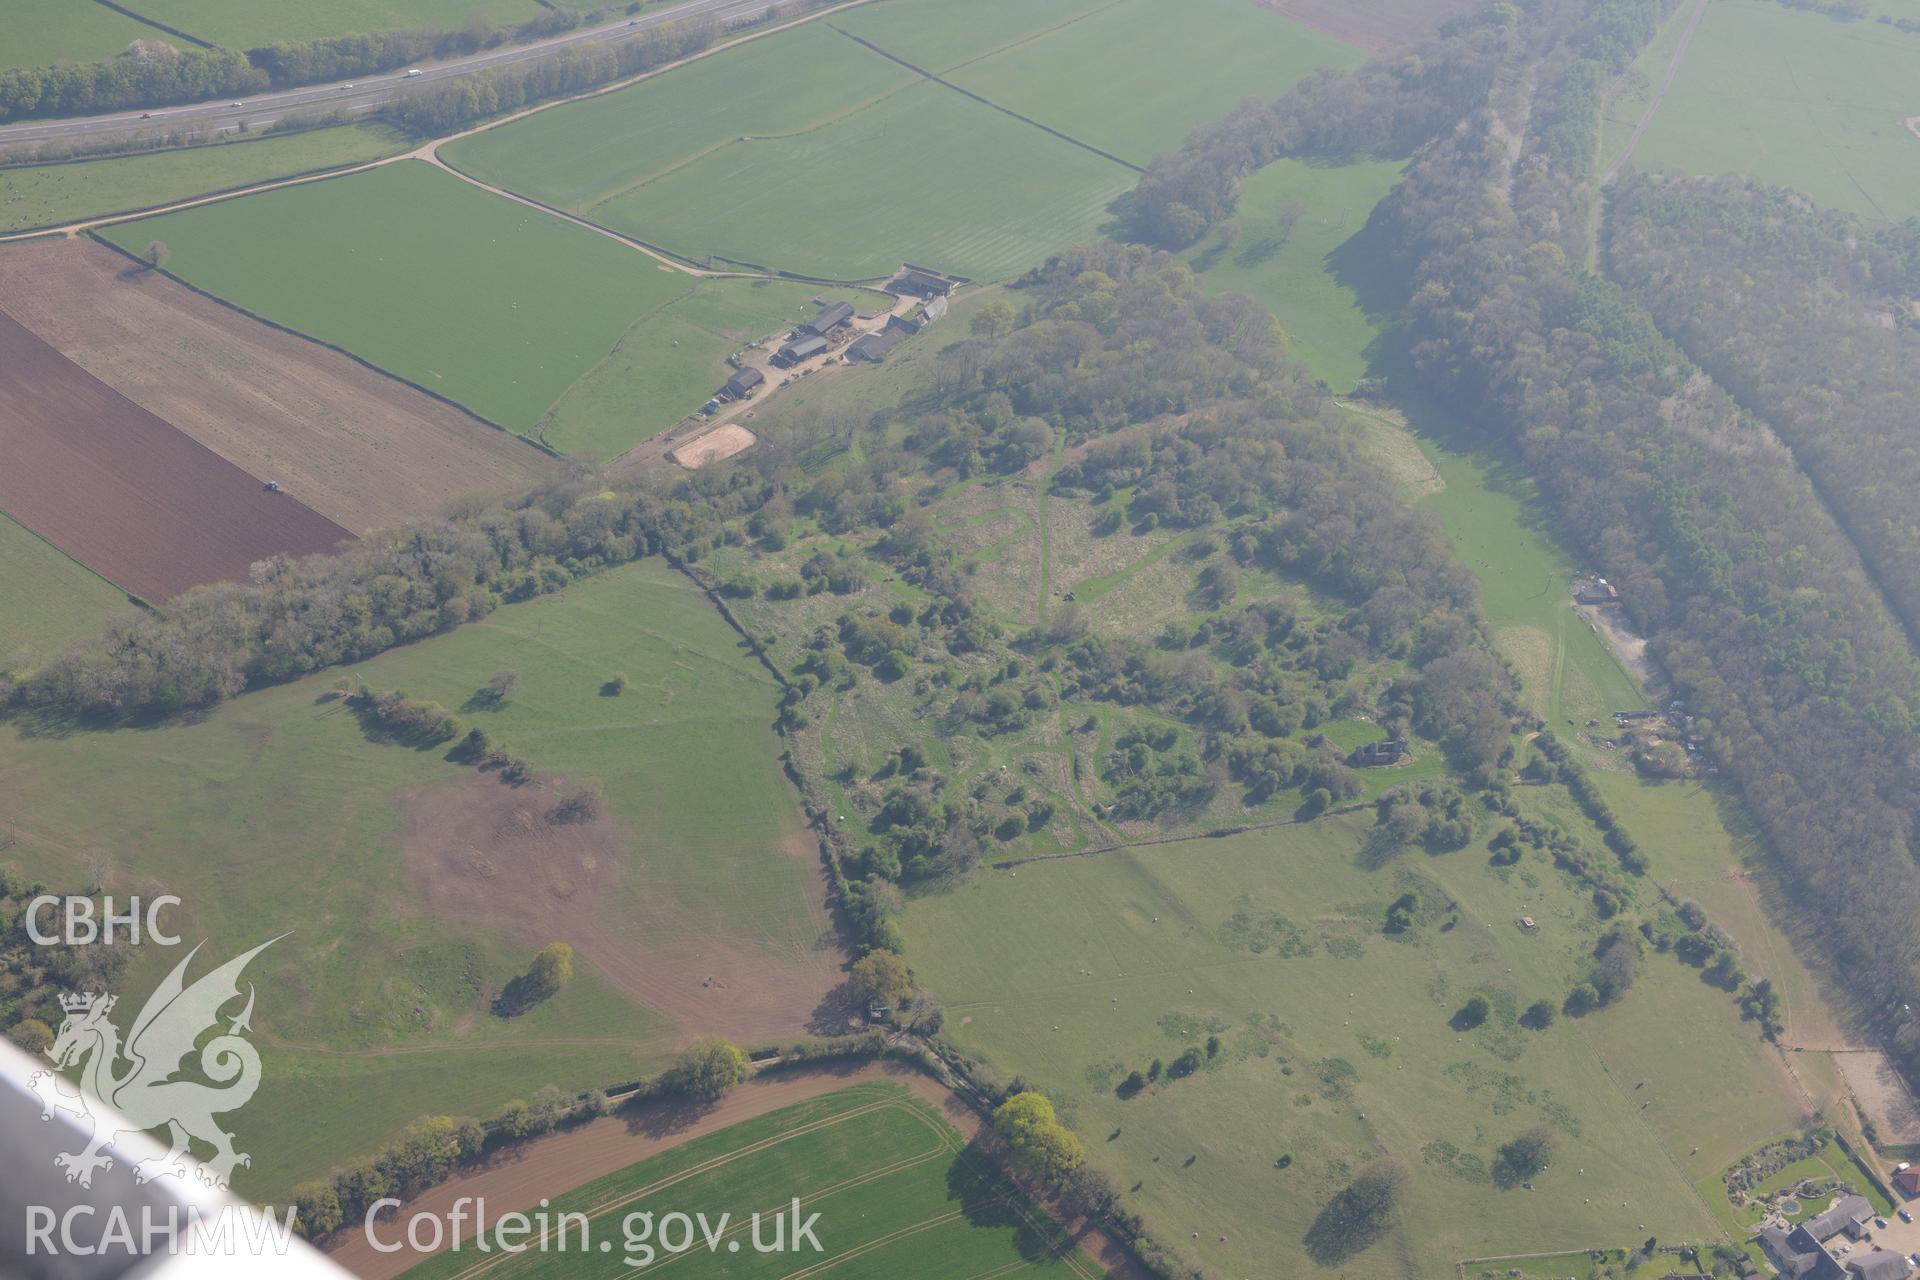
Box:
[0,239,555,535]
[0,307,352,602]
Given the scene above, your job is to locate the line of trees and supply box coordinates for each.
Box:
[0,6,615,123]
[0,472,744,720]
[0,41,264,123]
[381,15,716,136]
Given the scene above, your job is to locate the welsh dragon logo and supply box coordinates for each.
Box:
[29,938,279,1191]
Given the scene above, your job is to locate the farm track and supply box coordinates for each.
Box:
[932,0,1125,78]
[0,306,352,600]
[1601,0,1709,186]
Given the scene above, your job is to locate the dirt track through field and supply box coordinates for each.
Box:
[324,1057,1147,1280]
[0,307,352,601]
[0,238,555,534]
[1602,0,1709,185]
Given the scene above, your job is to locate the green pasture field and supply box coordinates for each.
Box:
[830,0,1114,72]
[397,1080,1096,1280]
[1459,1251,1675,1280]
[1184,157,1404,391]
[103,160,696,436]
[121,0,543,49]
[593,74,1131,286]
[0,512,130,663]
[903,793,1806,1277]
[1600,0,1920,221]
[0,559,830,1198]
[935,0,1366,166]
[447,18,1132,285]
[535,279,873,460]
[441,22,916,221]
[2,0,156,71]
[0,125,406,233]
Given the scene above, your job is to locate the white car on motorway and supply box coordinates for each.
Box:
[404,68,424,77]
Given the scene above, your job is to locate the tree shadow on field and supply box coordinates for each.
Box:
[806,982,864,1036]
[946,1145,1058,1261]
[3,700,213,741]
[1302,1191,1392,1267]
[1355,826,1407,871]
[621,1091,721,1140]
[490,974,553,1019]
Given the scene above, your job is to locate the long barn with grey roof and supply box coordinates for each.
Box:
[800,302,855,337]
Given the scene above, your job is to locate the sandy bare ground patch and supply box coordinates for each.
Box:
[1252,0,1485,52]
[325,1057,1148,1280]
[671,422,758,468]
[1836,1050,1920,1145]
[0,238,554,536]
[400,773,841,1050]
[1577,602,1661,690]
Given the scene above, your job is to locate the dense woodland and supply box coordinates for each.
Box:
[1607,176,1920,638]
[0,881,128,1055]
